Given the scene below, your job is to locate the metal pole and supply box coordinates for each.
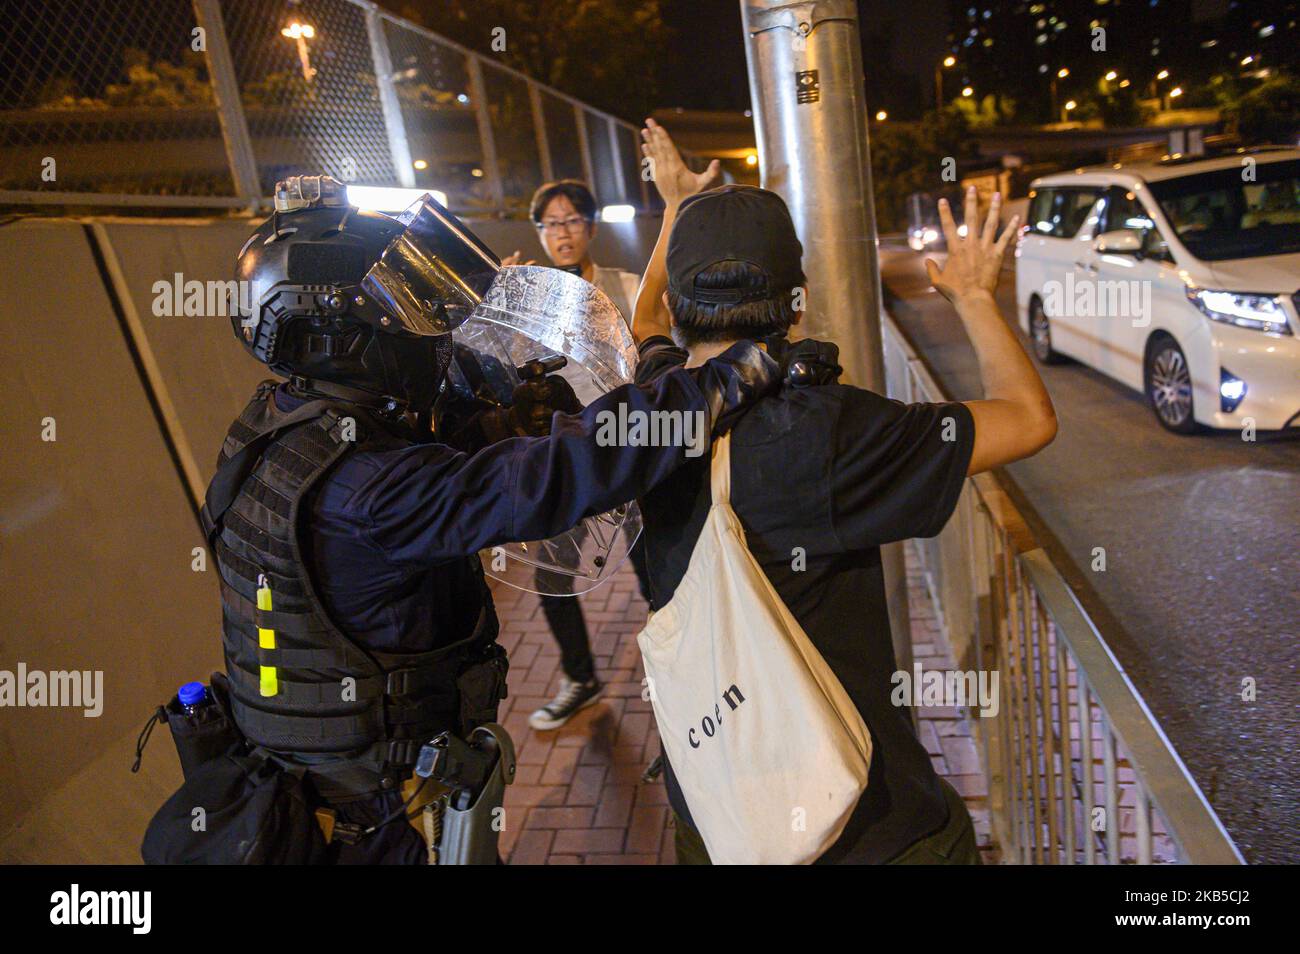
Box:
[365,6,415,188]
[607,117,628,206]
[193,0,261,208]
[467,56,505,215]
[639,132,652,210]
[1081,680,1097,864]
[574,107,596,189]
[528,82,555,183]
[741,0,912,678]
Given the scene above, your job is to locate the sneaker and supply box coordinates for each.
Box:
[529,677,604,730]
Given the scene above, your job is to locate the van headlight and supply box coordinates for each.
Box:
[1185,287,1292,335]
[908,227,939,251]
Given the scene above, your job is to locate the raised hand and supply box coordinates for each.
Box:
[640,117,722,209]
[925,186,1020,306]
[500,250,536,267]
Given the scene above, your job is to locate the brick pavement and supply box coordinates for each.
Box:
[491,542,1000,865]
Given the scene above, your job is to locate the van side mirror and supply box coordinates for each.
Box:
[1094,229,1143,255]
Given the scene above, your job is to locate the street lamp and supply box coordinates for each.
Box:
[1051,67,1069,120]
[935,56,957,110]
[1104,70,1118,82]
[875,110,888,121]
[281,21,317,83]
[1151,69,1172,106]
[962,86,974,97]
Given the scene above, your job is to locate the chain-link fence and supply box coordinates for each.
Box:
[0,0,237,203]
[0,0,652,215]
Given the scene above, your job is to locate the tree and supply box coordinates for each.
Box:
[1225,73,1300,146]
[1075,81,1146,128]
[384,0,667,122]
[37,48,213,110]
[869,107,976,232]
[952,93,1015,129]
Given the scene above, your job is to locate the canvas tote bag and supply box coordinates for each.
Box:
[636,432,872,864]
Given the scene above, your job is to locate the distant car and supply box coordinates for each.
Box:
[907,223,943,252]
[1015,148,1300,433]
[905,190,966,252]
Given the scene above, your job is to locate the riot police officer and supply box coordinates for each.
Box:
[206,176,774,863]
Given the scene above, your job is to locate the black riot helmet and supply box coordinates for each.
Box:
[232,175,500,415]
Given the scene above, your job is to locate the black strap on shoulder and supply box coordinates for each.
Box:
[200,399,345,546]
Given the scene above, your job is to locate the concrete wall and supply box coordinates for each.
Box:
[0,220,222,861]
[0,211,660,862]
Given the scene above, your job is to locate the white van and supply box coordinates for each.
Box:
[1015,148,1300,433]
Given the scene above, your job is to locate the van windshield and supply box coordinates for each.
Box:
[1146,159,1300,261]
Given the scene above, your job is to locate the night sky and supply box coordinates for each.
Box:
[656,0,951,117]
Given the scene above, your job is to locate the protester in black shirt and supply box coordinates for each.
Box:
[631,119,1058,864]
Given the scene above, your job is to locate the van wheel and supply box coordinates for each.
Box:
[1145,336,1201,434]
[1028,297,1063,364]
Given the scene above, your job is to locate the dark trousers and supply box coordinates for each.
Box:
[536,568,595,683]
[882,779,983,865]
[534,531,654,684]
[672,777,982,865]
[627,532,654,608]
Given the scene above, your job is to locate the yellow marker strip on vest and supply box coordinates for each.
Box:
[257,575,278,697]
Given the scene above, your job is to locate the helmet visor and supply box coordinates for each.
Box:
[360,195,500,336]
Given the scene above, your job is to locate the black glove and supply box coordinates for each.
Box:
[759,336,843,388]
[508,374,584,437]
[783,339,843,388]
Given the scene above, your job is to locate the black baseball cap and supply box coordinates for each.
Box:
[667,184,805,304]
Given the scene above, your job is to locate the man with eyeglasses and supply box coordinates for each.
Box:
[505,180,642,320]
[502,180,650,731]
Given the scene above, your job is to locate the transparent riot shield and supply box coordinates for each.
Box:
[455,265,642,596]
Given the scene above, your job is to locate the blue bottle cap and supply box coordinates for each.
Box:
[178,681,207,706]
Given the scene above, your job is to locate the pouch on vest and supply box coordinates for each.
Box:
[141,749,328,865]
[161,672,244,780]
[457,643,509,733]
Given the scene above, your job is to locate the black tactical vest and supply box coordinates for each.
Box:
[205,382,507,795]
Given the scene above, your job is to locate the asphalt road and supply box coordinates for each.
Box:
[880,237,1299,864]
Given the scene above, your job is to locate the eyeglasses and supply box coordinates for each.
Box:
[536,215,590,235]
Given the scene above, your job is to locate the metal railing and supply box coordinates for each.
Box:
[0,0,655,216]
[882,312,1243,865]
